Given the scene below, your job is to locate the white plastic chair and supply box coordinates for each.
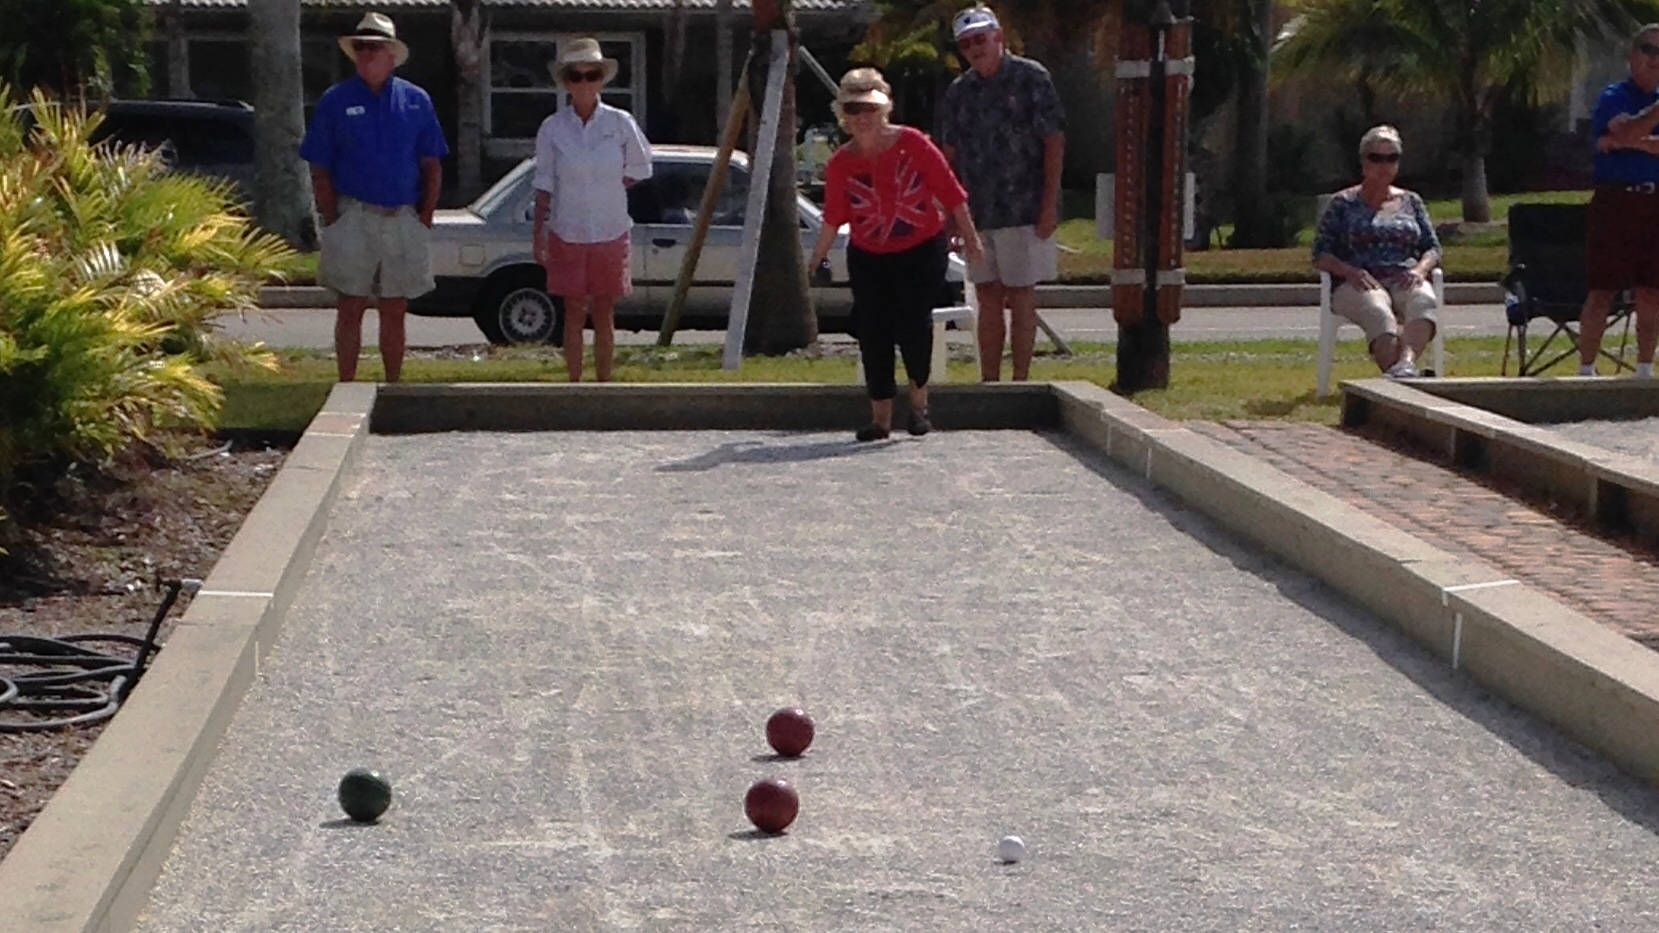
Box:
[1316,267,1445,398]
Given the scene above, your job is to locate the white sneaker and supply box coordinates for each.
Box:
[1385,360,1418,379]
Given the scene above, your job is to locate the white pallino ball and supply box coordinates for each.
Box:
[997,834,1026,863]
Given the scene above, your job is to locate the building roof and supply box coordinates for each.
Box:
[152,0,867,11]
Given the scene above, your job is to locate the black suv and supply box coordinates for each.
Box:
[91,98,256,197]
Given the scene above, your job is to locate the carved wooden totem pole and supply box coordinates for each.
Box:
[1112,0,1192,393]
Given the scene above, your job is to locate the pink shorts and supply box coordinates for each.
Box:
[543,231,632,299]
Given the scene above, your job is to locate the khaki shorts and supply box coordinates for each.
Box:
[969,225,1058,289]
[318,198,435,300]
[1331,279,1438,342]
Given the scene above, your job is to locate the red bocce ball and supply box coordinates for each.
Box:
[744,778,799,834]
[765,707,814,758]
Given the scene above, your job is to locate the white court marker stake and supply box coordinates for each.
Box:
[1439,579,1519,607]
[197,590,276,599]
[1440,580,1516,670]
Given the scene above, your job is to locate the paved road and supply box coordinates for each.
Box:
[215,304,1512,349]
[135,430,1659,929]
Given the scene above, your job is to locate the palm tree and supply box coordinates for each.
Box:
[451,0,488,201]
[0,0,151,100]
[249,0,312,246]
[1275,0,1659,223]
[744,0,816,354]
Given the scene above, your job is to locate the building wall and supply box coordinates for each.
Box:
[152,6,864,206]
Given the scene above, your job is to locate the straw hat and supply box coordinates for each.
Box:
[835,67,892,111]
[338,12,410,68]
[549,38,619,87]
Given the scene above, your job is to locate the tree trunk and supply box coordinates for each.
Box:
[1460,151,1491,223]
[249,0,313,248]
[1228,0,1273,247]
[165,1,190,97]
[1457,82,1493,223]
[716,0,734,137]
[743,25,815,354]
[451,0,486,201]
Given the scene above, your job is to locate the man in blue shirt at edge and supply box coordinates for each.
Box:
[1581,23,1659,378]
[300,12,449,383]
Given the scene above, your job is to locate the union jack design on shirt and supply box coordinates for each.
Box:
[845,152,937,249]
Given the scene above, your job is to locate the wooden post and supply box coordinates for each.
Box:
[1112,0,1190,394]
[657,55,752,345]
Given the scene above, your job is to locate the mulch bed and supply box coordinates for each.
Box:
[0,434,287,862]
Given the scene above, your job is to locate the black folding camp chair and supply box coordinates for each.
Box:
[1501,202,1632,376]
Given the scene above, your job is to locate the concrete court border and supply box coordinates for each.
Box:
[1342,377,1659,547]
[8,380,1659,931]
[0,383,375,933]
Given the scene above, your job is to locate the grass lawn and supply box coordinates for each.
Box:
[1054,189,1591,284]
[272,191,1587,289]
[210,334,1580,434]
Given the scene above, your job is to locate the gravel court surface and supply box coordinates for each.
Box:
[1550,415,1659,464]
[135,429,1659,931]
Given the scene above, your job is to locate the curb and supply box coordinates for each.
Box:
[0,385,374,933]
[258,282,1505,310]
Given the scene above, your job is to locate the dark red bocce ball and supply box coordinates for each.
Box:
[744,778,799,834]
[765,707,815,757]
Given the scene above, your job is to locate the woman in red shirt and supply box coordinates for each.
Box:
[808,68,984,441]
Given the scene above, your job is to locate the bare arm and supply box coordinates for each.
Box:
[1618,136,1659,156]
[949,201,984,266]
[1313,252,1380,291]
[1037,132,1064,240]
[532,189,551,264]
[310,166,339,226]
[806,221,837,272]
[1603,100,1659,150]
[418,156,442,227]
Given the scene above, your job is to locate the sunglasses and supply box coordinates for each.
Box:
[1639,41,1659,57]
[1364,151,1401,164]
[565,69,605,84]
[841,102,881,115]
[351,40,390,53]
[957,31,993,49]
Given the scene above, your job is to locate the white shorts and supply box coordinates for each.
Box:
[318,198,435,300]
[969,225,1058,289]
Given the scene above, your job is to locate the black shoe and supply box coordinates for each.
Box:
[906,407,932,436]
[855,423,890,442]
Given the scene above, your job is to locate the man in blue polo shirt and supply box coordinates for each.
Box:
[1581,23,1659,378]
[300,12,449,383]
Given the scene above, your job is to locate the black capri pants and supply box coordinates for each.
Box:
[848,234,949,400]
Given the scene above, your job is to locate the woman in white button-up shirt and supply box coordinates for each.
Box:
[532,38,652,382]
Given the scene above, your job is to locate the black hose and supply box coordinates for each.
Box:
[0,577,197,732]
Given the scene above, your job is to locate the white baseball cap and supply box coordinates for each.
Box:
[952,6,1000,41]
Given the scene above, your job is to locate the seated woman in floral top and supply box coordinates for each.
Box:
[1312,124,1442,378]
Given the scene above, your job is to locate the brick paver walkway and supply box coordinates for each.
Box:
[1192,421,1659,647]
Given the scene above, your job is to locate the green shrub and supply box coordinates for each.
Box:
[0,87,299,537]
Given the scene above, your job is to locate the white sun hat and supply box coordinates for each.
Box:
[337,12,410,68]
[548,37,620,87]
